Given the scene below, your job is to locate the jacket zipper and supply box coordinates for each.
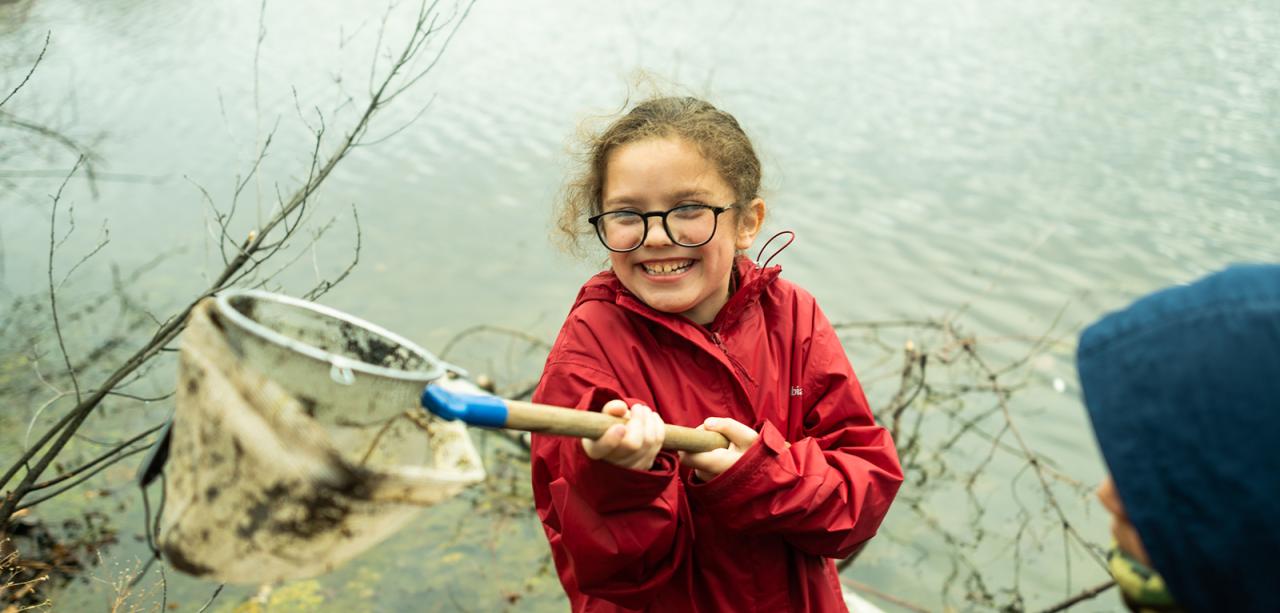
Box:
[709,330,756,386]
[615,293,757,390]
[608,257,774,390]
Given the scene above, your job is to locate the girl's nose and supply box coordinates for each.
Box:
[642,217,673,248]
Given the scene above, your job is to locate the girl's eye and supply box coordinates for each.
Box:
[671,205,707,220]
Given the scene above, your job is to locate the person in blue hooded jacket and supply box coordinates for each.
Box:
[1077,264,1280,612]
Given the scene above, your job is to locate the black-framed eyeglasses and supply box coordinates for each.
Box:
[588,204,732,253]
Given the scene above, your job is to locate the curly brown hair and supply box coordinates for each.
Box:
[554,96,763,256]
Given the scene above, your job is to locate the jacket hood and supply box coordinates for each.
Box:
[1076,264,1280,612]
[573,255,781,327]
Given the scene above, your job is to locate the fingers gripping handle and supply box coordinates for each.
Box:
[421,385,729,453]
[502,401,730,453]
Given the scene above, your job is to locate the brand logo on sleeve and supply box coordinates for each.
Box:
[790,386,803,397]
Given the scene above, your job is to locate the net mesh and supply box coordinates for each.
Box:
[156,298,484,584]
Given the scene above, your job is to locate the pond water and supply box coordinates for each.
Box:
[1,0,1276,611]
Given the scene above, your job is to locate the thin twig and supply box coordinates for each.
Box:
[255,211,343,287]
[15,446,150,510]
[196,584,225,613]
[439,324,552,360]
[26,423,165,492]
[353,93,436,148]
[252,0,270,227]
[964,342,1106,572]
[0,114,100,191]
[104,390,174,403]
[0,31,50,110]
[1036,580,1116,613]
[47,157,86,405]
[24,390,70,451]
[57,219,109,290]
[158,563,167,612]
[303,205,362,300]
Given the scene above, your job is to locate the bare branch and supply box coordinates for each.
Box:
[252,0,271,228]
[253,211,342,287]
[368,1,396,96]
[290,86,321,136]
[963,340,1107,573]
[105,390,174,403]
[303,205,362,301]
[382,1,473,105]
[439,324,554,360]
[57,219,109,290]
[16,446,150,511]
[0,113,101,194]
[187,176,232,265]
[1,0,472,525]
[230,121,278,226]
[23,391,71,455]
[353,93,436,148]
[1036,580,1116,613]
[54,200,75,251]
[196,584,225,613]
[0,31,50,110]
[46,157,86,405]
[26,423,166,493]
[110,261,174,330]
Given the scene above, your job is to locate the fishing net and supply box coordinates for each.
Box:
[155,298,484,584]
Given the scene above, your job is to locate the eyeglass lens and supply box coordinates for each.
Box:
[596,205,718,251]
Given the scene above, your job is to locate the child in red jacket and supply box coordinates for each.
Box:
[531,96,903,612]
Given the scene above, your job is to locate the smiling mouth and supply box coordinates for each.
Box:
[642,260,693,275]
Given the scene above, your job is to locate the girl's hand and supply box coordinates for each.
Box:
[678,417,759,482]
[582,399,665,471]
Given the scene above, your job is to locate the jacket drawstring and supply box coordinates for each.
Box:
[755,231,795,269]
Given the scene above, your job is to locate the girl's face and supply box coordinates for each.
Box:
[601,136,764,325]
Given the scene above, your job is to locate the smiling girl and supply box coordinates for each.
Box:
[530,96,903,612]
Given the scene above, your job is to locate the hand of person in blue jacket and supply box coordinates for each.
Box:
[582,399,666,471]
[678,417,760,482]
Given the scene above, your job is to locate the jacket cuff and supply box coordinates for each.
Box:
[567,444,678,510]
[559,387,679,511]
[684,421,788,506]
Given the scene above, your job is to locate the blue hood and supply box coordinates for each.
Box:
[1077,264,1280,612]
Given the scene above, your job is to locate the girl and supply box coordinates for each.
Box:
[531,96,903,612]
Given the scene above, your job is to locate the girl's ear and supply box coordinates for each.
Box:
[735,198,766,250]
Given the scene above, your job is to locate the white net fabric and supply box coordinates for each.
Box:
[156,298,484,584]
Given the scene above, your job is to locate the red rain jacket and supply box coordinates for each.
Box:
[531,257,903,612]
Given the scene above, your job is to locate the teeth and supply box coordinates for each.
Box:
[644,260,692,275]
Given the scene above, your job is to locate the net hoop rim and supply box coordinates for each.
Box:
[213,288,448,386]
